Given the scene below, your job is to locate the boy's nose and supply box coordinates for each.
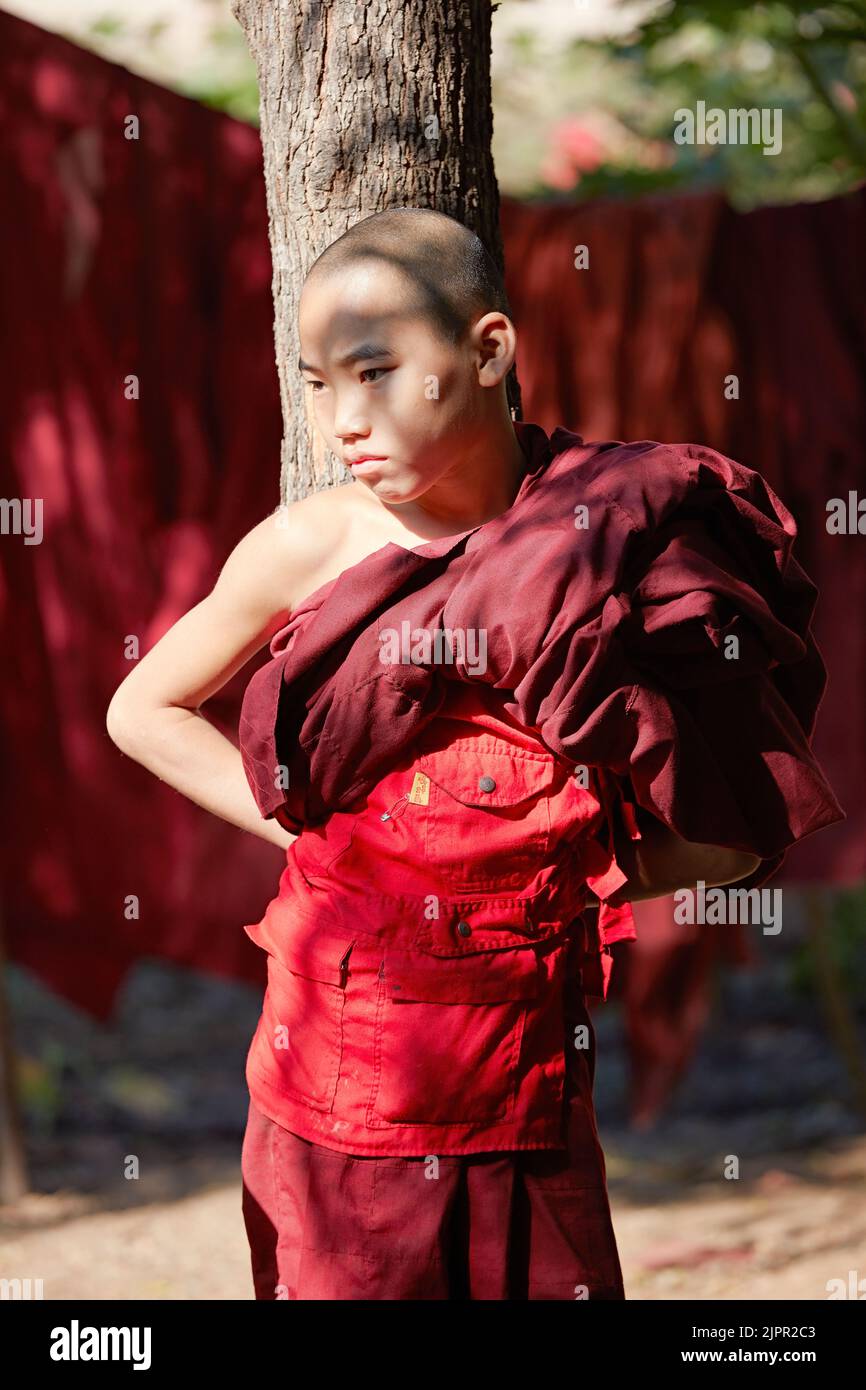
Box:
[334,409,372,443]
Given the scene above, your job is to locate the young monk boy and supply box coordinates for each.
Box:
[106,207,843,1300]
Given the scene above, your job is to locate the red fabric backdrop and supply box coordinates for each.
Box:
[1,14,862,1120]
[501,191,866,884]
[0,14,282,1013]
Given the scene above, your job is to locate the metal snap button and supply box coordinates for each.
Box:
[478,775,496,792]
[456,920,472,938]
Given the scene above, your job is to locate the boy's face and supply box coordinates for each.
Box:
[297,259,515,505]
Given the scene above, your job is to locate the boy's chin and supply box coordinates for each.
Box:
[357,474,405,502]
[365,469,428,500]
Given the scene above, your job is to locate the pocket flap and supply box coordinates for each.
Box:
[278,930,355,987]
[384,944,539,1003]
[414,895,570,956]
[419,745,558,808]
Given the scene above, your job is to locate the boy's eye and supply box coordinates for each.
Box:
[304,366,392,391]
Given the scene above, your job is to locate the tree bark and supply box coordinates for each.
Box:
[231,0,521,505]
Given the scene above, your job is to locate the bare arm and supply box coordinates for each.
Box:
[105,499,333,850]
[604,804,762,907]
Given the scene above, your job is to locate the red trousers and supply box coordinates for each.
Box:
[240,1005,626,1300]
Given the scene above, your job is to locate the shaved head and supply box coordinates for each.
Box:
[296,207,524,498]
[304,207,513,347]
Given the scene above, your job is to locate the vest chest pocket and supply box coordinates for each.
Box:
[418,740,559,892]
[369,941,539,1126]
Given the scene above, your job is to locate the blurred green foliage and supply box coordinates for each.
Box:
[790,884,866,1000]
[16,1042,65,1135]
[180,22,261,123]
[497,1,866,208]
[77,2,865,208]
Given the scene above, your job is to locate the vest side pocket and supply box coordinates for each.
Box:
[367,943,536,1126]
[251,934,355,1112]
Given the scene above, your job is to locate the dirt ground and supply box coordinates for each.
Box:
[1,1133,864,1300]
[2,936,864,1301]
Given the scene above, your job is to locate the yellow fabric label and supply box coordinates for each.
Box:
[408,771,430,805]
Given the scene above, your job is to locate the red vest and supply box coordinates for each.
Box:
[243,590,637,1156]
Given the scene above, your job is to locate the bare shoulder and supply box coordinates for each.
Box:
[212,483,359,626]
[105,483,371,730]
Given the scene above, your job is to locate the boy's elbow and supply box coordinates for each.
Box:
[717,849,762,884]
[677,844,763,889]
[105,697,128,749]
[105,693,143,752]
[612,838,764,906]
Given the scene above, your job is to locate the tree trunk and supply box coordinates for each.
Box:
[231,0,521,505]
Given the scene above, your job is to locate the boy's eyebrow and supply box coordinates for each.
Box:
[298,343,396,373]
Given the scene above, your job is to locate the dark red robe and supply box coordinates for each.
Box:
[239,420,845,880]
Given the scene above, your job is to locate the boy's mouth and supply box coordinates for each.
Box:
[346,454,388,470]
